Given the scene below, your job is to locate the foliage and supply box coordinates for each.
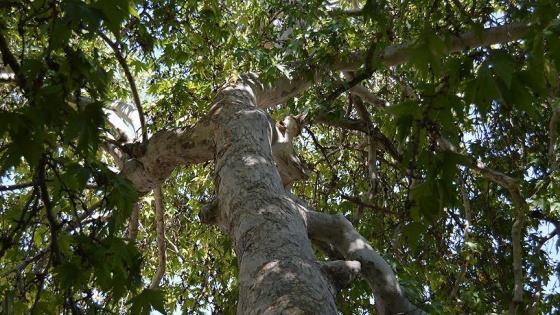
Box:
[1,0,559,314]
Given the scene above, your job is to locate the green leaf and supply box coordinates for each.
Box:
[383,100,422,117]
[127,289,166,315]
[465,65,501,117]
[487,49,515,88]
[402,222,425,253]
[89,0,138,38]
[54,261,87,289]
[509,75,538,119]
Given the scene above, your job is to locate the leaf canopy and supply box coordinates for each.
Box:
[1,0,560,314]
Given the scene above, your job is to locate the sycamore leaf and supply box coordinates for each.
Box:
[402,222,425,254]
[89,0,139,38]
[465,65,501,117]
[383,100,422,117]
[488,49,515,88]
[127,289,166,315]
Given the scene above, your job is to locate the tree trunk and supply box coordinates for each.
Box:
[201,80,339,314]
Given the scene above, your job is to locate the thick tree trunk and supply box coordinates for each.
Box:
[119,74,425,313]
[202,81,338,314]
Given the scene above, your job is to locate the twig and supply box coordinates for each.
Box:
[37,155,62,266]
[340,194,398,215]
[98,31,148,244]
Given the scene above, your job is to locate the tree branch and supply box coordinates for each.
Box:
[0,31,24,87]
[548,105,560,172]
[437,140,528,309]
[98,31,148,142]
[334,21,531,70]
[297,195,426,315]
[150,185,167,289]
[0,64,16,85]
[0,31,21,74]
[37,155,62,266]
[127,202,140,240]
[344,72,379,198]
[256,21,530,108]
[0,250,47,277]
[99,31,149,242]
[340,194,398,215]
[347,83,389,108]
[449,174,472,302]
[0,181,36,191]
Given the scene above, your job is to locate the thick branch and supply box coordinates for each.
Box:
[334,21,531,70]
[120,121,214,194]
[302,205,426,315]
[256,22,530,108]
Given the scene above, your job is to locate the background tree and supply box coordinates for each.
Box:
[1,0,559,314]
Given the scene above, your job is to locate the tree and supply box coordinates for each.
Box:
[1,0,559,314]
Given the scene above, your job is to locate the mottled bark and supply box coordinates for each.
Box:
[205,81,338,314]
[287,193,425,315]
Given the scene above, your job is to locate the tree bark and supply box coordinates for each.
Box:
[203,79,339,314]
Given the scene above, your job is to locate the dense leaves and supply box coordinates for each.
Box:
[1,0,559,314]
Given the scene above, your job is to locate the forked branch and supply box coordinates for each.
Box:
[291,194,426,315]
